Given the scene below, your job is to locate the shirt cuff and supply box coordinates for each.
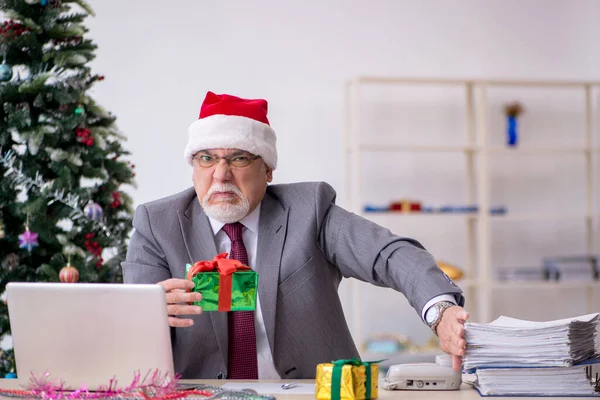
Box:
[421,294,458,321]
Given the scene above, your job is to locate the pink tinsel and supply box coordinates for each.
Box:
[22,369,183,399]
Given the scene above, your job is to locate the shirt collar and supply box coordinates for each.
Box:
[207,204,261,236]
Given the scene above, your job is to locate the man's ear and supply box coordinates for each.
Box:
[266,166,273,183]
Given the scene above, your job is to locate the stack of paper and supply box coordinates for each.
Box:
[464,313,599,370]
[473,364,597,396]
[463,313,600,396]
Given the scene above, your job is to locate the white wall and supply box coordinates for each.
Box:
[24,1,600,348]
[85,0,599,204]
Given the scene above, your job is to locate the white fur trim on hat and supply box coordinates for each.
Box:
[184,114,277,169]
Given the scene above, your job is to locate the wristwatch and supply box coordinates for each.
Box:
[425,301,455,334]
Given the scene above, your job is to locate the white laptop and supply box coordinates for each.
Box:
[6,282,174,390]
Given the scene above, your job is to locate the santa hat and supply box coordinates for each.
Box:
[184,91,277,169]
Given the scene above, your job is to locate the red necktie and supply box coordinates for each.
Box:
[222,222,258,379]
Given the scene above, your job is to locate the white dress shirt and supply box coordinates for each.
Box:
[207,205,456,378]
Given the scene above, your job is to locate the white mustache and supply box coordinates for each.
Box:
[201,183,250,223]
[206,183,243,199]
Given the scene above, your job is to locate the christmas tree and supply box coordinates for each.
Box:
[0,0,136,376]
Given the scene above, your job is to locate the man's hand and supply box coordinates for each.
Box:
[157,278,203,327]
[436,306,469,372]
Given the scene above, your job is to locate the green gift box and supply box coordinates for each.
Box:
[185,253,258,312]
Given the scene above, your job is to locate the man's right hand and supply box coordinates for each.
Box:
[157,278,203,327]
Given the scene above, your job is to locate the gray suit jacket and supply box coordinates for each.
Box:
[122,181,464,379]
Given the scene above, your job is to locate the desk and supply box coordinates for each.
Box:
[0,379,583,400]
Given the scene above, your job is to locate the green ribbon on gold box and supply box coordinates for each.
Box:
[316,358,383,400]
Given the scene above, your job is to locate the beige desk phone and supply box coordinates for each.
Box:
[381,354,462,391]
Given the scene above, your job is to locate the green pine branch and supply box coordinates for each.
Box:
[62,0,95,16]
[55,12,87,25]
[47,24,86,38]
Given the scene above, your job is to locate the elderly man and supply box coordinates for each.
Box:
[122,91,469,380]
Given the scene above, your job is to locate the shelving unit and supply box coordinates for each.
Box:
[344,77,600,347]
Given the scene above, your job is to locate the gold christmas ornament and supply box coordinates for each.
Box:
[437,261,464,280]
[59,262,79,283]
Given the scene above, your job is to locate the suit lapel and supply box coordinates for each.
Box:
[256,191,289,358]
[178,199,228,367]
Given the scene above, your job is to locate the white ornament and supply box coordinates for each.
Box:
[84,202,103,221]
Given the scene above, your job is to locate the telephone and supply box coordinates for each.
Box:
[381,354,462,391]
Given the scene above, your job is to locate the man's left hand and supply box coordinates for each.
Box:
[436,306,469,372]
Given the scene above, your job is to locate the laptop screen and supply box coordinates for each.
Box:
[6,282,174,390]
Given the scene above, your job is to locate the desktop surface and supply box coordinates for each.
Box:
[0,379,584,400]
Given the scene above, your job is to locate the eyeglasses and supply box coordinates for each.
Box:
[192,152,262,168]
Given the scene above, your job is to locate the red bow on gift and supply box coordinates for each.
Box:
[187,253,251,311]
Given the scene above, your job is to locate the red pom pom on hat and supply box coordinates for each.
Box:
[184,91,277,169]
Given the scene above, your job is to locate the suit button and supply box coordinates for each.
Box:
[217,372,225,379]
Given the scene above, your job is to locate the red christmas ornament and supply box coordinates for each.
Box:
[59,264,79,283]
[74,127,94,147]
[110,191,121,208]
[84,233,104,269]
[0,21,29,40]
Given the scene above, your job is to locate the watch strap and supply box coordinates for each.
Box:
[428,301,455,335]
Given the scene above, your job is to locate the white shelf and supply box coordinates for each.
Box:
[362,211,477,218]
[486,146,589,155]
[457,280,600,290]
[350,144,592,154]
[354,76,600,88]
[362,212,592,222]
[492,281,600,290]
[457,279,479,288]
[490,213,592,222]
[351,144,477,153]
[345,76,598,336]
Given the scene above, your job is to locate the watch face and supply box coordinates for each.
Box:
[426,306,439,324]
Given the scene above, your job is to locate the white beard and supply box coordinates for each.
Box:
[201,183,250,223]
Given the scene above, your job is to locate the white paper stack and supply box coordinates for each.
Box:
[474,365,597,396]
[463,313,600,396]
[464,313,599,370]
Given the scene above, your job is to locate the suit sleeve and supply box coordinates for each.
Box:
[121,204,172,284]
[315,182,465,315]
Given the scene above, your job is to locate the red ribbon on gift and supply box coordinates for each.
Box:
[187,253,251,311]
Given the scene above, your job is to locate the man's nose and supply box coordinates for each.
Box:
[212,159,232,182]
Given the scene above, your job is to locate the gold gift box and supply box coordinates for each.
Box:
[316,362,379,400]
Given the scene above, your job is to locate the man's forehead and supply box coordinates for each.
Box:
[199,148,251,155]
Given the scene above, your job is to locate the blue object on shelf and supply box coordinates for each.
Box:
[5,373,16,379]
[490,206,507,215]
[363,205,389,212]
[507,115,518,147]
